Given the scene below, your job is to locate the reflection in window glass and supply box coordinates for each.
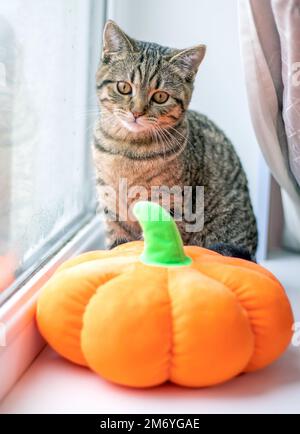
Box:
[0,0,101,300]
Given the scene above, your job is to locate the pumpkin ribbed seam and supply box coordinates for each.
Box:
[165,268,175,382]
[220,285,258,371]
[80,273,121,364]
[193,265,261,372]
[216,272,266,370]
[205,279,257,373]
[234,300,265,371]
[211,279,257,372]
[235,300,258,370]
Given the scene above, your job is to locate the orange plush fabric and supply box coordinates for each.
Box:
[36,242,294,388]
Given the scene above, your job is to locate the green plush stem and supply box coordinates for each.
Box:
[133,201,192,268]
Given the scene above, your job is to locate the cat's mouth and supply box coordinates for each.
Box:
[115,111,153,134]
[120,118,149,133]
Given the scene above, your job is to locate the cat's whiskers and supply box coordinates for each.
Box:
[147,118,185,156]
[149,123,173,160]
[99,112,124,136]
[160,126,186,153]
[148,121,174,156]
[148,122,165,157]
[156,127,174,155]
[149,128,160,156]
[166,125,191,147]
[151,119,187,153]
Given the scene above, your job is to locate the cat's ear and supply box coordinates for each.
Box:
[168,45,206,80]
[102,20,135,59]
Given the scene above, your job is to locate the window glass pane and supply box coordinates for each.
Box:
[0,0,101,301]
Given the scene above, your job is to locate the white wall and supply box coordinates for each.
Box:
[107,0,268,256]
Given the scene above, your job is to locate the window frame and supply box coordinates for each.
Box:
[0,0,107,401]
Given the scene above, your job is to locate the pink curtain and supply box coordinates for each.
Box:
[239,0,300,250]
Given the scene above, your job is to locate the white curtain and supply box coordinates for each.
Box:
[239,0,300,251]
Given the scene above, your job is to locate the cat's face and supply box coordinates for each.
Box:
[96,21,206,140]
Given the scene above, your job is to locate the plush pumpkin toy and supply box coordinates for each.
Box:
[37,201,294,388]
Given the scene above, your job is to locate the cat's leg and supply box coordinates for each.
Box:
[187,209,257,262]
[104,218,142,250]
[186,178,258,261]
[105,220,132,249]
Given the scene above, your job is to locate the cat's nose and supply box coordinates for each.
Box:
[131,111,144,119]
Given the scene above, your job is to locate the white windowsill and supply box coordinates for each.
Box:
[0,250,299,414]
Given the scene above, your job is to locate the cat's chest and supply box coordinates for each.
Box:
[95,152,182,190]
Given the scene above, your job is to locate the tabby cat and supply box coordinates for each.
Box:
[93,20,258,260]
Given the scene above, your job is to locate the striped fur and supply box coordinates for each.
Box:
[93,21,258,257]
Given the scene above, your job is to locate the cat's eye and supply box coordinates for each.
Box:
[117,81,132,95]
[152,91,169,104]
